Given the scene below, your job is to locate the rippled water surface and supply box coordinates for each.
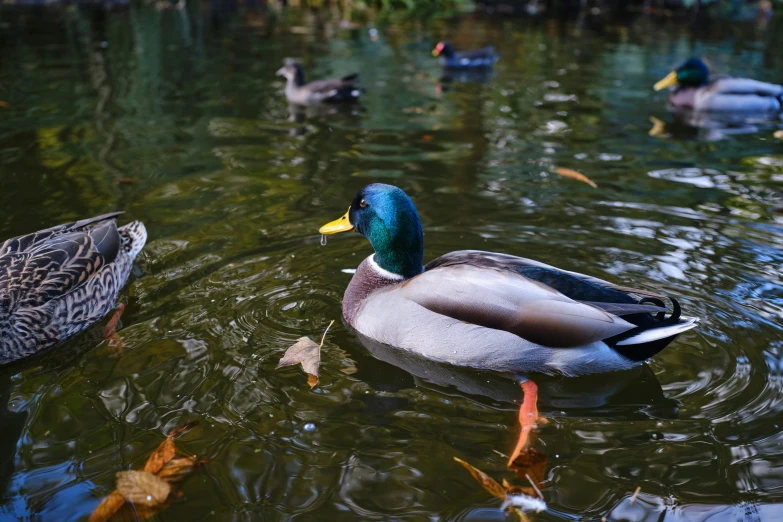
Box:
[2,4,783,521]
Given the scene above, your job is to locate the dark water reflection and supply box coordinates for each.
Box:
[1,4,783,521]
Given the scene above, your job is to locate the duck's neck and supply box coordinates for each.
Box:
[343,256,407,326]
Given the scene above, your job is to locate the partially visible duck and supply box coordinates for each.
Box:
[319,184,698,377]
[654,57,783,112]
[0,213,147,364]
[276,59,364,105]
[431,41,499,69]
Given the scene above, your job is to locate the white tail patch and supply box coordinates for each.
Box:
[615,317,698,346]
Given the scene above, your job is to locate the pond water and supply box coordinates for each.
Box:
[1,4,783,521]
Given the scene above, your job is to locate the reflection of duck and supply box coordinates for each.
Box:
[319,184,698,377]
[654,57,783,113]
[649,111,777,141]
[0,370,27,497]
[0,213,146,364]
[276,59,364,105]
[431,41,499,69]
[356,333,678,419]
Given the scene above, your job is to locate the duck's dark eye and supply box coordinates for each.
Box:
[359,199,367,208]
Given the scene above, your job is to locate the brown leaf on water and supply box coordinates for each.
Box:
[90,422,199,522]
[88,491,126,522]
[142,422,198,474]
[553,167,597,188]
[114,177,138,185]
[649,116,667,137]
[774,130,783,139]
[0,101,7,108]
[277,321,334,388]
[453,457,506,499]
[115,471,171,507]
[156,457,198,486]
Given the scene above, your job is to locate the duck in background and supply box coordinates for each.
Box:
[431,41,499,69]
[276,59,365,105]
[654,57,783,113]
[319,183,698,378]
[0,213,147,364]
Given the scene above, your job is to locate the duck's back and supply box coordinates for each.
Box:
[694,76,783,112]
[347,250,695,376]
[0,214,147,363]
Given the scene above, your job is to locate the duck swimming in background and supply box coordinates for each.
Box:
[654,57,783,112]
[431,41,499,69]
[0,213,146,364]
[319,184,698,377]
[276,59,365,105]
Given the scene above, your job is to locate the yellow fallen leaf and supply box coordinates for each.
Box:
[774,130,783,139]
[277,320,334,388]
[115,471,171,506]
[649,116,666,137]
[553,168,597,188]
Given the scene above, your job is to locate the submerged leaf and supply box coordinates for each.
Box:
[277,321,334,388]
[456,457,547,518]
[88,491,126,522]
[116,471,171,506]
[453,457,506,499]
[142,422,198,474]
[156,456,199,486]
[553,167,597,188]
[90,422,200,522]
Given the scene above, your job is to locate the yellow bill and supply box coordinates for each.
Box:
[319,207,354,234]
[654,71,678,91]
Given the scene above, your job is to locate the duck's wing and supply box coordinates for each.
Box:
[0,216,122,312]
[398,262,640,348]
[304,75,364,103]
[426,250,665,301]
[455,47,496,59]
[700,77,783,112]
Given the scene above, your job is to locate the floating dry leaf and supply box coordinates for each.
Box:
[277,320,334,388]
[774,130,783,139]
[116,471,171,507]
[0,101,7,108]
[89,423,200,522]
[553,167,597,188]
[454,457,547,518]
[649,116,667,137]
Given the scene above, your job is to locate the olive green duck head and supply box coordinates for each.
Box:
[320,184,424,279]
[654,57,710,91]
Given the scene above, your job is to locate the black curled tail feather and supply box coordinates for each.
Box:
[606,296,689,362]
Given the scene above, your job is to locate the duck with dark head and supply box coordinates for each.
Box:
[431,41,499,69]
[654,57,783,112]
[320,183,698,378]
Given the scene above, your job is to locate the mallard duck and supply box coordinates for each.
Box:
[0,213,147,364]
[431,41,499,69]
[654,57,783,112]
[276,59,364,105]
[319,184,698,376]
